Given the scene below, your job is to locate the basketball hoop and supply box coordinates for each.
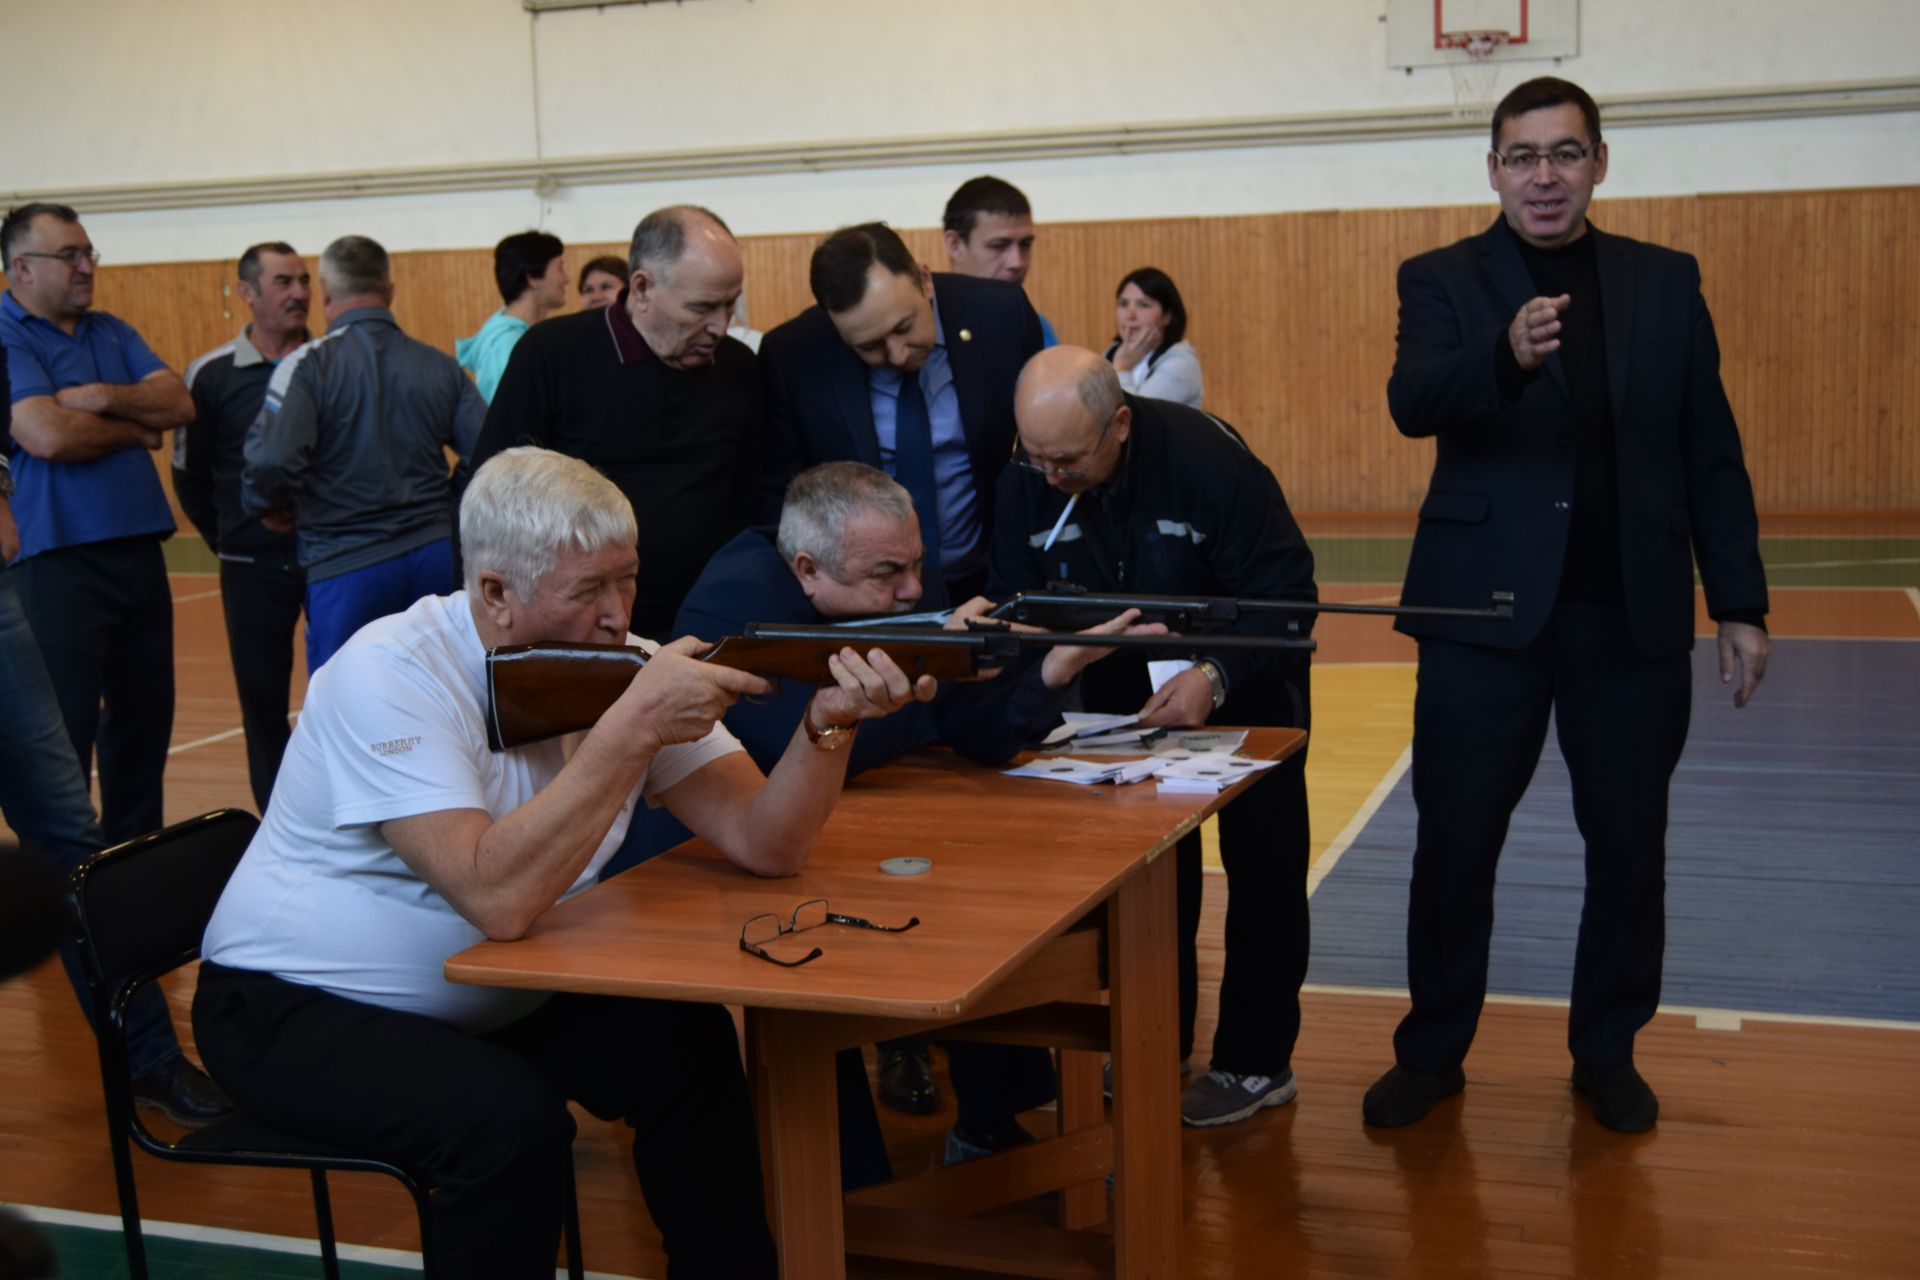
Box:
[1440,29,1510,117]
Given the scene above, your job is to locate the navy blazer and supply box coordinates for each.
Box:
[757,273,1044,522]
[1387,219,1767,657]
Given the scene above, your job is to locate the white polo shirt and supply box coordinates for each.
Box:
[203,591,742,1033]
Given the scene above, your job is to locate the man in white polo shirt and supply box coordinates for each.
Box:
[194,446,931,1278]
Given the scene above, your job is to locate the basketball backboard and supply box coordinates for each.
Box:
[1384,0,1580,70]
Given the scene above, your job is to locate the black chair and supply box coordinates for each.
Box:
[71,808,585,1280]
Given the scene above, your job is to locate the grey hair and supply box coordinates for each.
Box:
[627,205,734,282]
[460,447,637,598]
[1075,359,1126,423]
[776,462,915,578]
[318,235,390,297]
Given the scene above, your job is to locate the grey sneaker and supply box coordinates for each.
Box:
[1102,1055,1193,1101]
[1179,1068,1296,1126]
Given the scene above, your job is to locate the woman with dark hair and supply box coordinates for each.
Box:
[1104,266,1203,408]
[577,255,627,309]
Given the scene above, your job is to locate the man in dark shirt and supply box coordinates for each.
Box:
[993,346,1319,1129]
[175,242,311,810]
[1369,78,1769,1134]
[470,205,760,639]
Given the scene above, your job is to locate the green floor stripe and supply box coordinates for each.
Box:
[41,1222,417,1279]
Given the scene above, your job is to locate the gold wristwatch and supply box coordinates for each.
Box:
[1196,660,1228,712]
[803,693,858,751]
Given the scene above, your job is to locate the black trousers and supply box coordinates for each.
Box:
[11,538,173,844]
[1175,729,1311,1075]
[217,556,306,812]
[194,963,777,1279]
[1394,599,1691,1072]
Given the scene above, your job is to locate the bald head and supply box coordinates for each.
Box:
[626,205,743,368]
[1013,346,1131,493]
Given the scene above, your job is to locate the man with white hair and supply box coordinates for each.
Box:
[471,205,761,638]
[243,234,486,670]
[193,446,929,1278]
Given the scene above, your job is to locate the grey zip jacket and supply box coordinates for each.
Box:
[243,306,484,581]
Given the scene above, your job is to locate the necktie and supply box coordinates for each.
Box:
[892,372,942,580]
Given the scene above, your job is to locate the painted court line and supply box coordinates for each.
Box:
[1907,587,1920,621]
[1306,744,1413,898]
[1765,556,1920,570]
[1300,982,1920,1034]
[167,726,247,754]
[10,1204,642,1280]
[173,587,222,604]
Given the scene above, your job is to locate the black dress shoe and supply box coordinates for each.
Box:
[131,1057,234,1129]
[1572,1063,1658,1133]
[1362,1063,1466,1127]
[877,1047,939,1115]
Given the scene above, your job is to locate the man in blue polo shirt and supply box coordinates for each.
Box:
[1,202,191,848]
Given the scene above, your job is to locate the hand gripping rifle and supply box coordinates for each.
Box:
[484,623,1319,751]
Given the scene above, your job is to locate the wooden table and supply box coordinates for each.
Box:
[447,728,1305,1278]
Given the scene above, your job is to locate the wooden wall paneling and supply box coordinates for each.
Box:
[73,187,1920,518]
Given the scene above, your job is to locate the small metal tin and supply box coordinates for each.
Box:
[879,856,932,876]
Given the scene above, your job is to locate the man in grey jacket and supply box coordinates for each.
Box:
[244,235,484,669]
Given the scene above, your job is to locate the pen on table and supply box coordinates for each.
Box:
[1042,493,1078,553]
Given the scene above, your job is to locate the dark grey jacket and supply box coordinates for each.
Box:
[243,306,483,581]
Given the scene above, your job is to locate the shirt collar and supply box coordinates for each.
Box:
[2,289,90,335]
[331,304,396,329]
[233,324,309,368]
[605,288,655,365]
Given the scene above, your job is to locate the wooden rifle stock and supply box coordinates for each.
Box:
[485,628,1009,751]
[485,624,1317,751]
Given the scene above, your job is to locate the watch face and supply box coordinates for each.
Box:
[815,724,854,750]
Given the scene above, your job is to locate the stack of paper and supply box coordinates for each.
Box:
[1154,753,1281,794]
[1004,746,1279,792]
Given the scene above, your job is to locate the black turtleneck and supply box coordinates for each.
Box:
[1494,227,1624,603]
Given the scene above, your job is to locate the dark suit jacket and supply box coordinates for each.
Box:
[1387,219,1767,657]
[757,273,1044,522]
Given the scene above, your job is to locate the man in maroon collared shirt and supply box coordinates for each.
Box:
[468,205,761,639]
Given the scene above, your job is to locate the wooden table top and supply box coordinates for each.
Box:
[445,728,1305,1019]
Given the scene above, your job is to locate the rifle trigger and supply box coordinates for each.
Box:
[743,677,782,706]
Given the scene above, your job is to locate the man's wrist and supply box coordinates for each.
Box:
[802,692,858,749]
[1195,660,1227,712]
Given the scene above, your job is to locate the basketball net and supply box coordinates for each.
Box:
[1444,30,1509,119]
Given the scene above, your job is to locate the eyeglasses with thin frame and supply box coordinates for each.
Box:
[1011,414,1114,481]
[1492,145,1594,174]
[738,898,921,968]
[16,246,101,269]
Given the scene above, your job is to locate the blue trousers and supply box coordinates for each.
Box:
[0,556,181,1076]
[305,538,453,671]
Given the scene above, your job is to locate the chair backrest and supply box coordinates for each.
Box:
[71,810,260,1002]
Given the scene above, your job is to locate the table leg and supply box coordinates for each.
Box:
[1108,847,1181,1277]
[1057,1046,1107,1229]
[748,1007,846,1278]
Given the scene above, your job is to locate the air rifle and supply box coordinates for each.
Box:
[980,584,1514,634]
[485,623,1316,751]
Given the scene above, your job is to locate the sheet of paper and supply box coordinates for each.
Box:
[1002,757,1125,786]
[1041,711,1141,746]
[1147,659,1195,693]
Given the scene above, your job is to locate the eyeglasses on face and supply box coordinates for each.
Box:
[1011,414,1114,480]
[17,246,101,268]
[738,898,921,968]
[1492,145,1594,173]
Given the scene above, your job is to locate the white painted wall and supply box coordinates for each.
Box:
[6,0,1917,263]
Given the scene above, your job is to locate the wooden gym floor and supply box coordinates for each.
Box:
[3,517,1917,1277]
